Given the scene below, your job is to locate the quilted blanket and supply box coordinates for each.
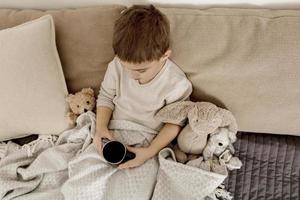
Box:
[0,111,228,200]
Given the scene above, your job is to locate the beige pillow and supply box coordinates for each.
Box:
[159,7,300,136]
[0,15,69,141]
[0,6,125,95]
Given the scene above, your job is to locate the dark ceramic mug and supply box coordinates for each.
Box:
[102,139,136,165]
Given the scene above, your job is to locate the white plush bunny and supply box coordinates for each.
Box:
[155,101,238,163]
[203,127,237,160]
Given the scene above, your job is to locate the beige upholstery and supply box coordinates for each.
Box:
[0,6,125,94]
[160,7,300,136]
[0,6,299,136]
[0,15,69,141]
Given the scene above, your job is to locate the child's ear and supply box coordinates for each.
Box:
[160,49,172,61]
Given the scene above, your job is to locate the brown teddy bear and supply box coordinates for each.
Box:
[66,88,96,127]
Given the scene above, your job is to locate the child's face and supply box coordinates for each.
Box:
[118,50,171,84]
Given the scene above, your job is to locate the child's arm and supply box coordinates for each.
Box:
[94,106,115,154]
[118,123,181,169]
[94,60,118,154]
[147,123,181,157]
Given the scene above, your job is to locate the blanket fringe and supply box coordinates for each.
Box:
[206,184,233,200]
[0,142,8,159]
[21,135,58,157]
[0,141,21,159]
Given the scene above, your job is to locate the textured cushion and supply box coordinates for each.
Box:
[159,7,300,136]
[0,15,69,141]
[0,6,125,94]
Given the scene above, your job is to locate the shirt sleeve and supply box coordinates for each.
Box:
[164,78,193,126]
[96,62,117,110]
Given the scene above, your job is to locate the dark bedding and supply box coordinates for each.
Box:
[225,132,300,200]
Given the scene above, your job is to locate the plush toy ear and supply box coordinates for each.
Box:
[227,130,237,143]
[189,102,223,134]
[66,94,75,103]
[154,101,195,124]
[203,142,216,160]
[218,108,238,133]
[81,88,94,96]
[227,143,235,154]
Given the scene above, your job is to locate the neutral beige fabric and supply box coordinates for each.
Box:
[0,6,125,94]
[0,15,69,141]
[159,7,300,136]
[0,6,299,136]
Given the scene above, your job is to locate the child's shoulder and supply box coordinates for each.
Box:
[105,57,122,74]
[108,57,121,69]
[166,59,191,84]
[164,59,193,102]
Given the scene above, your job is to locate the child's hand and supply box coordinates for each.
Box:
[118,146,153,169]
[94,127,115,155]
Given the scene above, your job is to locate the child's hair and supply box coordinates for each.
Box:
[113,5,170,63]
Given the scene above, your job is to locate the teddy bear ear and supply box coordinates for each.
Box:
[81,88,94,96]
[154,101,194,124]
[66,94,75,103]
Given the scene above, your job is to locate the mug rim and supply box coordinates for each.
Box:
[102,140,127,165]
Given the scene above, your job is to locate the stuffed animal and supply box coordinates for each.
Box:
[66,88,96,127]
[203,127,237,160]
[173,143,198,163]
[206,184,233,200]
[217,149,242,171]
[154,101,238,163]
[186,155,228,175]
[186,128,242,173]
[186,150,242,175]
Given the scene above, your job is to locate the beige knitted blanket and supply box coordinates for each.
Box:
[0,111,227,200]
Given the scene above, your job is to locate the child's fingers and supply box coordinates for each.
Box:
[97,140,102,151]
[118,163,131,169]
[94,138,103,155]
[103,130,115,141]
[106,133,114,141]
[118,159,138,169]
[118,163,127,169]
[118,160,130,169]
[93,133,100,147]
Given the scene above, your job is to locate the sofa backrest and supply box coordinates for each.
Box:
[0,6,299,136]
[161,7,300,136]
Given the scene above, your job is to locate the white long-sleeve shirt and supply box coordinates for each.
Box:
[97,57,192,131]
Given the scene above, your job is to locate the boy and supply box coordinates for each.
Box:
[94,5,192,169]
